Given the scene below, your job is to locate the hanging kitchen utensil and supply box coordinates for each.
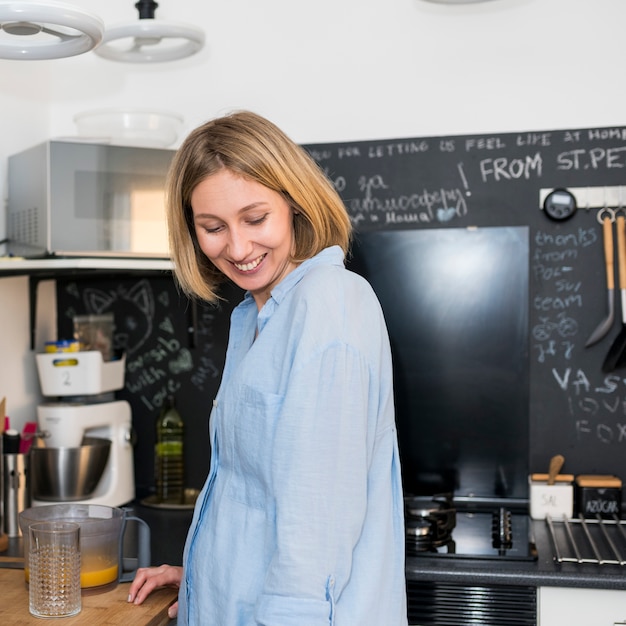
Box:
[585,211,615,347]
[603,213,626,372]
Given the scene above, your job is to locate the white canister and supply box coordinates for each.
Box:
[529,474,574,520]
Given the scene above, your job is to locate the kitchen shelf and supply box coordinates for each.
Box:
[0,256,175,349]
[0,257,173,276]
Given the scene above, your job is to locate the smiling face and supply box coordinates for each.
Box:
[191,168,298,310]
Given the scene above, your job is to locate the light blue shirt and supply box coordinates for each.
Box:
[178,246,407,625]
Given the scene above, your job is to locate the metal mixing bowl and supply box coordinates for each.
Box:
[30,437,111,501]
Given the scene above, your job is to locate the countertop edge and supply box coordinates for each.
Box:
[406,558,626,590]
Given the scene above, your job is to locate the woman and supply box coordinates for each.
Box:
[128,111,407,625]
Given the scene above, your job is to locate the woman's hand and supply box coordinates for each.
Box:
[127,564,183,619]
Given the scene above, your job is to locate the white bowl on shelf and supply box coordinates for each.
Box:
[73,108,183,148]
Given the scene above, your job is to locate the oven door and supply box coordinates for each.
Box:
[407,580,536,626]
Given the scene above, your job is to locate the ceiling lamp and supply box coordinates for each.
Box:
[0,1,104,60]
[94,0,205,64]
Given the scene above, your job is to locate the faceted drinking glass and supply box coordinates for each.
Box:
[28,521,81,618]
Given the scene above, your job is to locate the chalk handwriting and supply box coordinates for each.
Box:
[324,141,432,160]
[564,131,581,142]
[534,339,575,363]
[366,141,429,158]
[575,419,626,445]
[307,148,332,162]
[587,128,626,141]
[547,367,626,445]
[556,146,626,171]
[344,173,468,226]
[534,227,598,249]
[464,137,506,151]
[126,336,183,374]
[516,132,552,147]
[534,294,583,311]
[479,152,542,182]
[139,378,182,413]
[530,228,598,369]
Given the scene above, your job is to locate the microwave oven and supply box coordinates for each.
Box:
[7,140,175,258]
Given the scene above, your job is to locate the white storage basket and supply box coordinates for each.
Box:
[36,351,126,396]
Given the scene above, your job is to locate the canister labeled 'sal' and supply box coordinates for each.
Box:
[529,465,575,521]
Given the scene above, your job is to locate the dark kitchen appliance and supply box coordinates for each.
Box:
[404,495,537,625]
[348,226,533,624]
[404,495,536,561]
[348,225,530,502]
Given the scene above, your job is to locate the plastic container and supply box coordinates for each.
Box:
[74,108,184,148]
[36,351,125,396]
[19,503,150,595]
[73,313,114,362]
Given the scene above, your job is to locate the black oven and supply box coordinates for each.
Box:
[406,579,536,626]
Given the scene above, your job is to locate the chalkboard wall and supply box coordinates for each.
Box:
[55,125,626,500]
[306,126,626,488]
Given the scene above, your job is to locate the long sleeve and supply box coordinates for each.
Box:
[256,342,373,622]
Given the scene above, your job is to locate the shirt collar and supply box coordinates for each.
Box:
[239,245,345,310]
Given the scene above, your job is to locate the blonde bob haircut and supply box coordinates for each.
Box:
[166,110,353,303]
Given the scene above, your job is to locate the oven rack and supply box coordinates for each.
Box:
[546,514,626,565]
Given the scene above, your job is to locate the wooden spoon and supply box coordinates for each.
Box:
[547,454,565,485]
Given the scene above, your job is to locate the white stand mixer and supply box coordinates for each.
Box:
[34,351,135,508]
[35,400,135,507]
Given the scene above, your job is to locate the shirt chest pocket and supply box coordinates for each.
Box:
[225,384,283,509]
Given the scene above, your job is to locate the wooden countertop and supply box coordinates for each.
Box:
[0,568,177,625]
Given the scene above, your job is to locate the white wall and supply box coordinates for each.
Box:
[2,0,626,426]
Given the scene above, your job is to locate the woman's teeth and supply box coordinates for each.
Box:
[235,255,264,271]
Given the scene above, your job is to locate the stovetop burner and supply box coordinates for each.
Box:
[404,494,456,553]
[404,495,537,561]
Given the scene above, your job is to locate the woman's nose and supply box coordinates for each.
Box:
[226,227,251,260]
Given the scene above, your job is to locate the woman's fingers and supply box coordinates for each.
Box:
[127,565,183,605]
[168,600,179,619]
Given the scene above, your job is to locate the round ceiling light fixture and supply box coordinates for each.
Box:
[94,0,205,64]
[0,1,104,60]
